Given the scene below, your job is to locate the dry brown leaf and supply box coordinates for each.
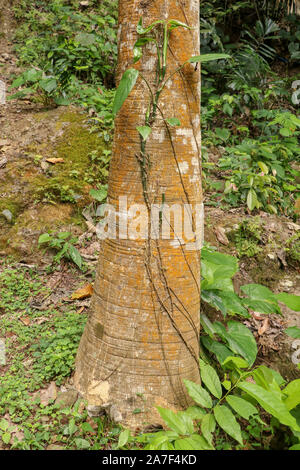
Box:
[71,283,93,300]
[20,316,31,326]
[258,318,269,336]
[46,158,65,164]
[40,382,57,406]
[214,226,229,246]
[252,312,265,321]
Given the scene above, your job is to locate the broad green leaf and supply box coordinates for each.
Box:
[258,161,269,174]
[200,314,216,338]
[136,125,152,141]
[10,76,25,88]
[285,326,300,339]
[2,432,11,445]
[112,68,139,116]
[137,18,164,35]
[253,365,285,390]
[237,382,300,431]
[39,78,57,94]
[176,411,195,435]
[213,405,243,444]
[283,380,300,410]
[57,232,71,240]
[189,53,231,63]
[226,395,258,420]
[276,293,300,312]
[242,298,280,315]
[223,321,257,366]
[201,290,227,316]
[133,37,155,63]
[247,189,259,211]
[166,117,181,126]
[118,429,130,448]
[199,360,222,399]
[24,68,42,82]
[183,379,213,408]
[38,233,51,244]
[68,245,82,269]
[289,444,300,450]
[168,19,191,31]
[241,284,281,315]
[184,406,206,420]
[201,248,238,277]
[201,336,233,365]
[222,356,249,370]
[241,283,274,300]
[74,438,90,449]
[156,407,189,435]
[89,187,107,202]
[0,419,9,431]
[215,128,230,141]
[215,291,249,317]
[201,414,216,445]
[175,435,213,450]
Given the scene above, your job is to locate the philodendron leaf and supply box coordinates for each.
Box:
[136,125,152,141]
[89,187,107,202]
[213,405,243,445]
[166,117,181,126]
[183,379,213,408]
[199,359,222,399]
[168,19,191,31]
[133,37,155,63]
[137,17,164,35]
[112,68,139,116]
[189,53,230,63]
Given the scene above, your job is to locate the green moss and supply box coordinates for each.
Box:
[28,111,109,205]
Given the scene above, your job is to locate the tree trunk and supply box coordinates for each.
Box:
[74,0,202,429]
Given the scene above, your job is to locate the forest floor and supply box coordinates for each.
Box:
[0,1,299,451]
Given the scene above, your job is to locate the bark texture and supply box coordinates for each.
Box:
[74,0,202,428]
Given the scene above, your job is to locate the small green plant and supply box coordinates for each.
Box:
[38,231,83,270]
[30,312,87,385]
[8,68,61,106]
[231,217,263,257]
[285,232,300,264]
[124,360,300,450]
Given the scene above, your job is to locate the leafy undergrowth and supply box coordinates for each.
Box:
[0,264,124,450]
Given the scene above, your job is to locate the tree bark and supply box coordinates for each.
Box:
[74,0,203,429]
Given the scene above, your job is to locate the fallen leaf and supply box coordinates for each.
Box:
[214,226,229,246]
[258,318,269,336]
[20,316,31,326]
[71,283,93,300]
[40,381,57,406]
[46,158,65,164]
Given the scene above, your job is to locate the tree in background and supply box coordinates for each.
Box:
[74,0,202,429]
